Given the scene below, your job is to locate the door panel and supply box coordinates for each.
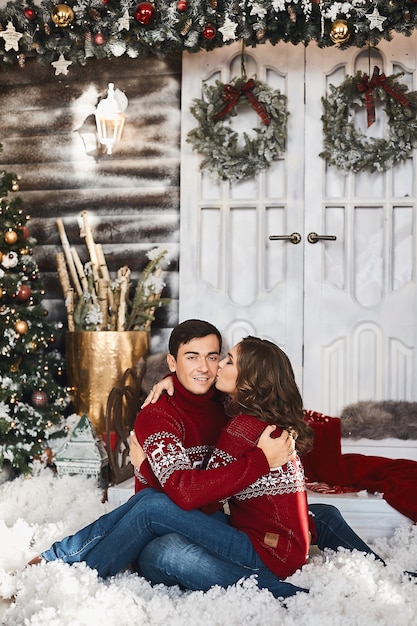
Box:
[180,43,305,376]
[303,37,417,414]
[180,36,417,413]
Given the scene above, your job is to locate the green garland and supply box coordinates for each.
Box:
[320,69,417,173]
[187,77,288,182]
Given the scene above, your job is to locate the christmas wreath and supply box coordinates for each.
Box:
[187,77,288,182]
[320,67,417,173]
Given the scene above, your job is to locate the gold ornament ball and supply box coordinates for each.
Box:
[11,181,19,192]
[4,229,18,244]
[15,319,29,334]
[51,4,75,27]
[329,19,350,45]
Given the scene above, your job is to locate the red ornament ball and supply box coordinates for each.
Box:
[134,2,155,25]
[17,284,31,301]
[177,0,187,11]
[24,7,36,20]
[94,33,105,45]
[203,24,216,40]
[19,225,29,239]
[32,390,48,407]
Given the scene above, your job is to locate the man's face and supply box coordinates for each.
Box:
[167,334,220,395]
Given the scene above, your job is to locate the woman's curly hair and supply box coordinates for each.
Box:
[226,336,314,455]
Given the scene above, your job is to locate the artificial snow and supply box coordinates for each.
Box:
[0,468,416,625]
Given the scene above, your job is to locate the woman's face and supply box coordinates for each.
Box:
[215,343,239,394]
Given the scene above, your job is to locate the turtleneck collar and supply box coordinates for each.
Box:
[171,373,216,409]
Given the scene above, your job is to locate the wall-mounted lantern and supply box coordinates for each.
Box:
[95,83,128,155]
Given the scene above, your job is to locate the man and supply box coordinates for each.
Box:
[132,319,290,508]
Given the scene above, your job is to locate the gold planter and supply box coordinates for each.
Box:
[66,331,150,434]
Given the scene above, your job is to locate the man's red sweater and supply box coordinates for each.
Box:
[208,414,313,579]
[134,375,270,510]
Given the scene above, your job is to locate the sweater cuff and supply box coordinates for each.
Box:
[250,446,271,475]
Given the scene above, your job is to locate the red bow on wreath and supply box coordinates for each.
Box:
[358,65,409,128]
[212,79,271,126]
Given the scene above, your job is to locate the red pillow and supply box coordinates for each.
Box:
[302,410,350,486]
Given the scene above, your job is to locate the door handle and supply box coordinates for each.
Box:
[269,232,302,245]
[307,232,337,244]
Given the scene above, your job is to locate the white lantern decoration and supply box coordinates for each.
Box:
[95,83,128,155]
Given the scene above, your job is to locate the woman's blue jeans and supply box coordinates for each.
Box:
[137,502,382,593]
[41,488,308,599]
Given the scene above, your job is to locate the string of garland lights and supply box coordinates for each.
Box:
[0,1,417,73]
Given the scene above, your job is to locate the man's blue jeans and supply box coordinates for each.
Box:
[137,502,382,593]
[41,488,308,598]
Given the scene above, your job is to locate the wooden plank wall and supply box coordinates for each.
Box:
[0,53,181,355]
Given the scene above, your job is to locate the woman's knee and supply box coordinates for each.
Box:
[309,503,343,522]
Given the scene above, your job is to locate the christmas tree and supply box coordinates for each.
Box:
[0,163,69,476]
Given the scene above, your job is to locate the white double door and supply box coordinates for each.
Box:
[179,35,417,415]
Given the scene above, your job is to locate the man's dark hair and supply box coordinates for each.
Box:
[168,319,222,358]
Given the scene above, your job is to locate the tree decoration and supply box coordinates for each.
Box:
[94,33,105,45]
[329,19,350,45]
[134,2,156,25]
[2,1,417,70]
[4,229,18,245]
[187,76,288,181]
[51,4,75,28]
[14,319,29,334]
[0,22,23,52]
[51,53,72,75]
[320,67,417,173]
[31,390,48,407]
[24,7,36,21]
[203,23,216,40]
[1,251,19,268]
[16,284,31,301]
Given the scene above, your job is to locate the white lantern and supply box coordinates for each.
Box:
[95,83,128,155]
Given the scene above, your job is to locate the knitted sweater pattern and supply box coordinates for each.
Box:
[134,376,269,511]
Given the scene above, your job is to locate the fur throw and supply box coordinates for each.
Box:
[135,353,170,396]
[340,400,417,440]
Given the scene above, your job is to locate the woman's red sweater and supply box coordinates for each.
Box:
[208,413,313,579]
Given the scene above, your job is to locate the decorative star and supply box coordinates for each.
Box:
[218,17,238,42]
[118,10,130,32]
[366,7,386,31]
[0,22,23,52]
[51,54,73,76]
[250,2,268,19]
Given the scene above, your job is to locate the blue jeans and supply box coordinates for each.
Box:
[41,488,307,599]
[138,503,383,592]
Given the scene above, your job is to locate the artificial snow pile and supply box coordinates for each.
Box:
[0,468,416,626]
